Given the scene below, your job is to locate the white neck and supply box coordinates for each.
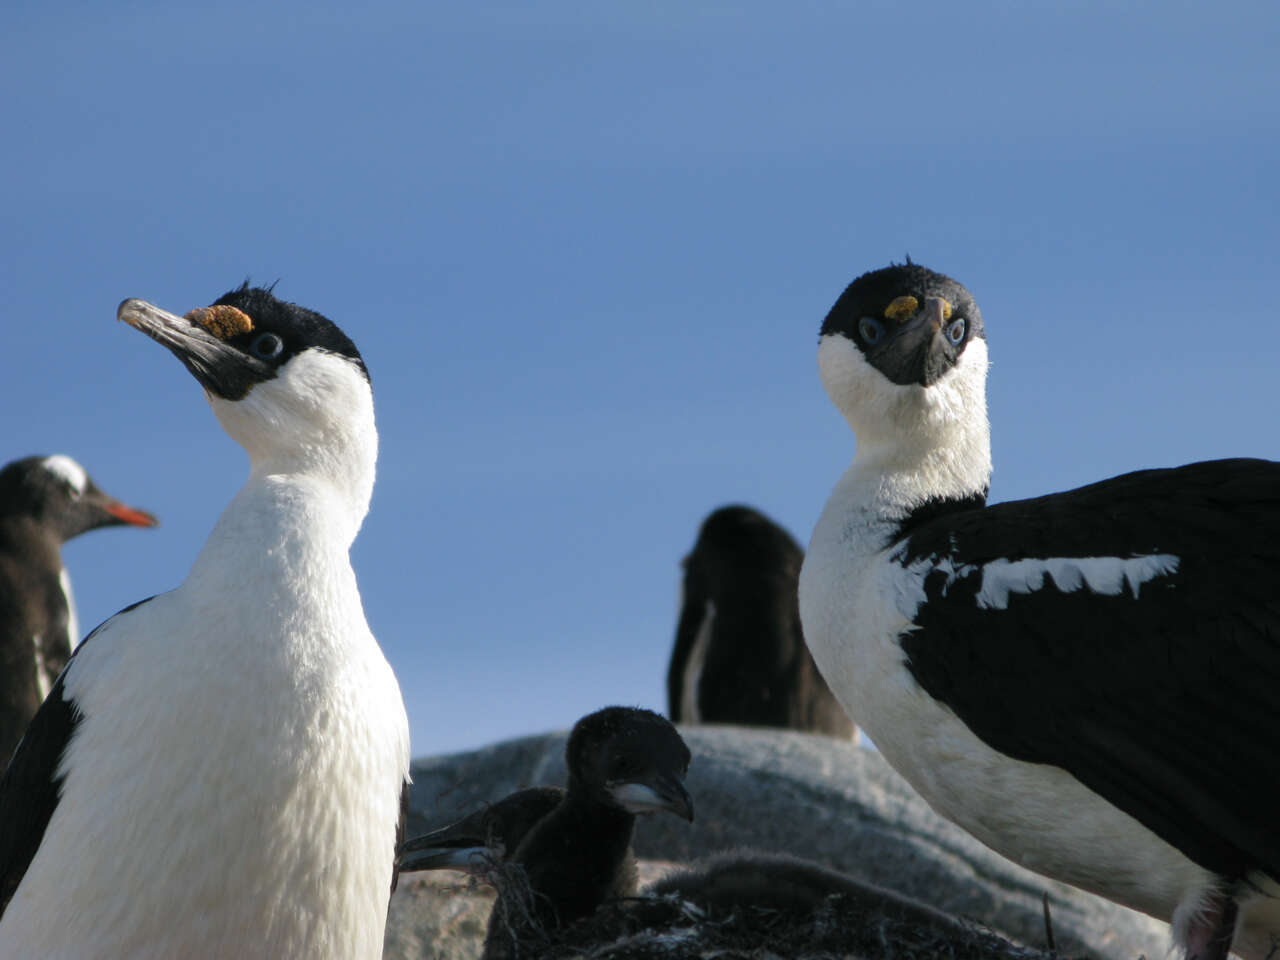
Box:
[207,351,378,549]
[817,334,993,527]
[240,437,375,550]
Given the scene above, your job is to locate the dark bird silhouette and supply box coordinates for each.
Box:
[0,455,155,762]
[668,505,853,737]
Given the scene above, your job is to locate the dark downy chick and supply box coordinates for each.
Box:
[480,707,693,959]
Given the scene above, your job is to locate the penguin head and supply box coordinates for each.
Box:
[0,455,156,542]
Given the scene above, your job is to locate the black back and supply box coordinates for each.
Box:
[895,457,1280,882]
[468,787,564,857]
[668,506,853,736]
[403,787,565,864]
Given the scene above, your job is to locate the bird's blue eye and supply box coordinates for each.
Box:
[859,317,884,345]
[250,332,284,360]
[946,318,966,345]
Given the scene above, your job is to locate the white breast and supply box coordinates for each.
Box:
[0,479,409,960]
[679,600,715,723]
[58,567,79,653]
[799,487,1214,942]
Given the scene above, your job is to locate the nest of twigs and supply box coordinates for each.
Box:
[476,854,1081,960]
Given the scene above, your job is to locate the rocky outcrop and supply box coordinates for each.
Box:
[385,725,1168,959]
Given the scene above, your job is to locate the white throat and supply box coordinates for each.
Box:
[208,350,378,547]
[816,334,992,527]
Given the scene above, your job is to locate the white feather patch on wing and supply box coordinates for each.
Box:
[971,555,1181,609]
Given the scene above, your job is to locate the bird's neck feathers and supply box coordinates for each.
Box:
[534,788,637,899]
[818,334,992,519]
[183,352,379,616]
[0,515,62,558]
[209,351,378,547]
[564,785,635,831]
[546,781,638,868]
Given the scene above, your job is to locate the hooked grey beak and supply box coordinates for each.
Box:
[608,772,694,822]
[118,298,273,401]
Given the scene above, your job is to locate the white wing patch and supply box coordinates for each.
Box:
[901,552,1181,611]
[972,555,1181,609]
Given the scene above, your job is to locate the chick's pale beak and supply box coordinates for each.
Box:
[609,772,695,822]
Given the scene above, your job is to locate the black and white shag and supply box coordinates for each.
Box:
[0,286,410,958]
[667,505,854,737]
[798,262,1280,960]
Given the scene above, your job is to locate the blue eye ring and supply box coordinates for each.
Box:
[858,317,885,346]
[250,332,285,360]
[945,317,966,345]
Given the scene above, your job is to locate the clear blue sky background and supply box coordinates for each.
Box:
[4,2,1276,758]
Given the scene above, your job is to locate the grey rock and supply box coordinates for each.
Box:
[386,725,1168,960]
[386,873,491,960]
[385,863,675,960]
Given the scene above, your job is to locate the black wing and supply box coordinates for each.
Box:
[897,457,1280,880]
[0,595,154,916]
[398,785,565,872]
[0,673,80,916]
[391,779,410,896]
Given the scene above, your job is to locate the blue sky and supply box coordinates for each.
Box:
[4,2,1277,757]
